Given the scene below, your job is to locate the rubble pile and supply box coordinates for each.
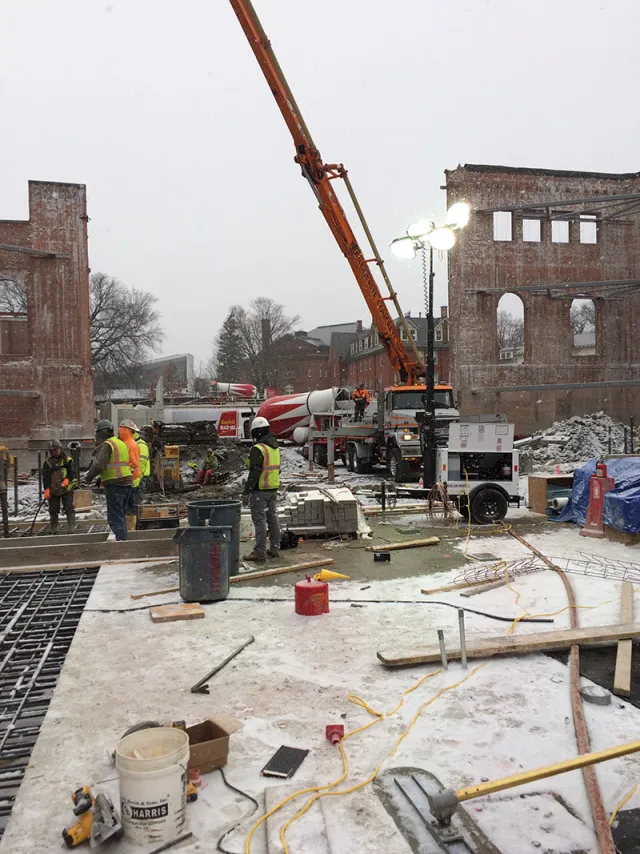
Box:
[524,412,630,471]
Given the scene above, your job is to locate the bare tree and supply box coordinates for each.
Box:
[90,272,164,392]
[0,279,28,313]
[235,297,299,388]
[570,300,595,334]
[497,310,524,348]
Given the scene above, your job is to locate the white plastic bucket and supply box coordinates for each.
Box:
[115,726,189,846]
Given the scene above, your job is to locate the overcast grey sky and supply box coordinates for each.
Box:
[1,0,638,369]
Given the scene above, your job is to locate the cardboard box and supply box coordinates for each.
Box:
[73,489,93,509]
[186,715,242,773]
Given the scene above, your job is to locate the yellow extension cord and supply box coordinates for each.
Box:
[244,664,485,854]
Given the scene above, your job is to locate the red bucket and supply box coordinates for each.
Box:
[295,575,329,616]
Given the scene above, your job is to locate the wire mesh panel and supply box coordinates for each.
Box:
[0,568,98,838]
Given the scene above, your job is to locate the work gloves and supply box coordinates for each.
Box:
[43,488,51,500]
[62,478,69,488]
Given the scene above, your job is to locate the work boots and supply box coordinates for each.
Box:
[243,551,266,564]
[66,511,76,533]
[49,516,59,534]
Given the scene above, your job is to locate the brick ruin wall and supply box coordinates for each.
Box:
[446,165,640,433]
[0,181,94,441]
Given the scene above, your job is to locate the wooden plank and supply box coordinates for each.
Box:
[150,603,204,623]
[0,532,109,549]
[366,537,439,552]
[421,579,499,595]
[460,578,509,598]
[0,556,177,574]
[231,559,335,583]
[377,623,640,668]
[132,586,180,600]
[0,537,178,569]
[613,582,634,697]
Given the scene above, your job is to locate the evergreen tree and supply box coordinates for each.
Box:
[213,307,245,380]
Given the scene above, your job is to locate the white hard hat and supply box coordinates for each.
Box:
[251,416,270,432]
[120,418,139,431]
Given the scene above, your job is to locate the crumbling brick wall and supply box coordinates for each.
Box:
[446,165,640,433]
[0,181,94,440]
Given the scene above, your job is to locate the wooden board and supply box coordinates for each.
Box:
[0,537,178,569]
[231,559,335,583]
[150,603,204,623]
[377,623,640,667]
[613,582,634,697]
[460,578,509,598]
[366,537,439,552]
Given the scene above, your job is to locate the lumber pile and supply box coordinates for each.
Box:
[279,488,358,535]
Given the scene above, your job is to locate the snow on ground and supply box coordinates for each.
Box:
[3,523,640,853]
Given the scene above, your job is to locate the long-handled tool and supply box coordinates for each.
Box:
[190,635,255,694]
[28,498,46,535]
[428,739,640,826]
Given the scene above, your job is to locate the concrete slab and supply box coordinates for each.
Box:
[4,520,640,852]
[0,538,178,569]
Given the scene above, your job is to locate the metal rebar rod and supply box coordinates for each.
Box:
[13,458,18,516]
[437,629,448,670]
[37,453,42,502]
[458,610,467,670]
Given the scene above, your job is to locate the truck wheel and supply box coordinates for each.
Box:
[457,497,470,520]
[356,458,371,474]
[388,448,406,483]
[313,445,327,467]
[470,488,508,525]
[346,445,356,472]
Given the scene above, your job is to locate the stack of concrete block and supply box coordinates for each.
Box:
[278,488,358,535]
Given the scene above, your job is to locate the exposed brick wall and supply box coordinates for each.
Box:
[0,181,94,441]
[269,335,330,394]
[446,165,640,433]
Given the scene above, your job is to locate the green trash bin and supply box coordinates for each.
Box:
[173,526,231,602]
[187,499,241,576]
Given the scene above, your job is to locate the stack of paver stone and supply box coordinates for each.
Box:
[278,488,359,535]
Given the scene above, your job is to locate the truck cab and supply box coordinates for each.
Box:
[382,384,460,481]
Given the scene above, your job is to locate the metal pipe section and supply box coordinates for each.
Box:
[12,458,17,517]
[458,610,467,670]
[437,629,448,670]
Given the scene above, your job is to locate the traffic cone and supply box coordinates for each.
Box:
[314,569,350,582]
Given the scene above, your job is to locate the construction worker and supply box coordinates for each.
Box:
[352,382,371,422]
[135,427,151,493]
[42,440,78,532]
[195,447,218,485]
[84,419,132,541]
[242,416,280,564]
[118,419,141,532]
[0,442,9,538]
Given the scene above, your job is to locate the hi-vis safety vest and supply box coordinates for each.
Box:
[135,437,150,479]
[46,454,78,494]
[254,443,280,490]
[101,437,132,484]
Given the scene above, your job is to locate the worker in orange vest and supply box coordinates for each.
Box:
[118,419,141,531]
[351,383,371,422]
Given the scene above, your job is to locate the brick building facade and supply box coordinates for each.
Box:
[446,164,640,433]
[0,181,94,441]
[268,331,330,394]
[328,312,451,391]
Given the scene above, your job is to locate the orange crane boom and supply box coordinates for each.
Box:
[229,0,425,385]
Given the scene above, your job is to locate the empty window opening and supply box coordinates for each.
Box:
[570,298,596,354]
[493,212,513,241]
[580,215,597,244]
[496,293,524,363]
[552,220,569,243]
[0,278,29,356]
[522,219,541,242]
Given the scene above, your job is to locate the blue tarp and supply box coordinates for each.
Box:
[553,457,640,533]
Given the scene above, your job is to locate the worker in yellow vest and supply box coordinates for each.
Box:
[242,416,280,564]
[42,440,78,532]
[84,419,133,541]
[135,427,151,491]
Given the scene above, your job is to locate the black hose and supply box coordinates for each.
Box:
[216,767,259,854]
